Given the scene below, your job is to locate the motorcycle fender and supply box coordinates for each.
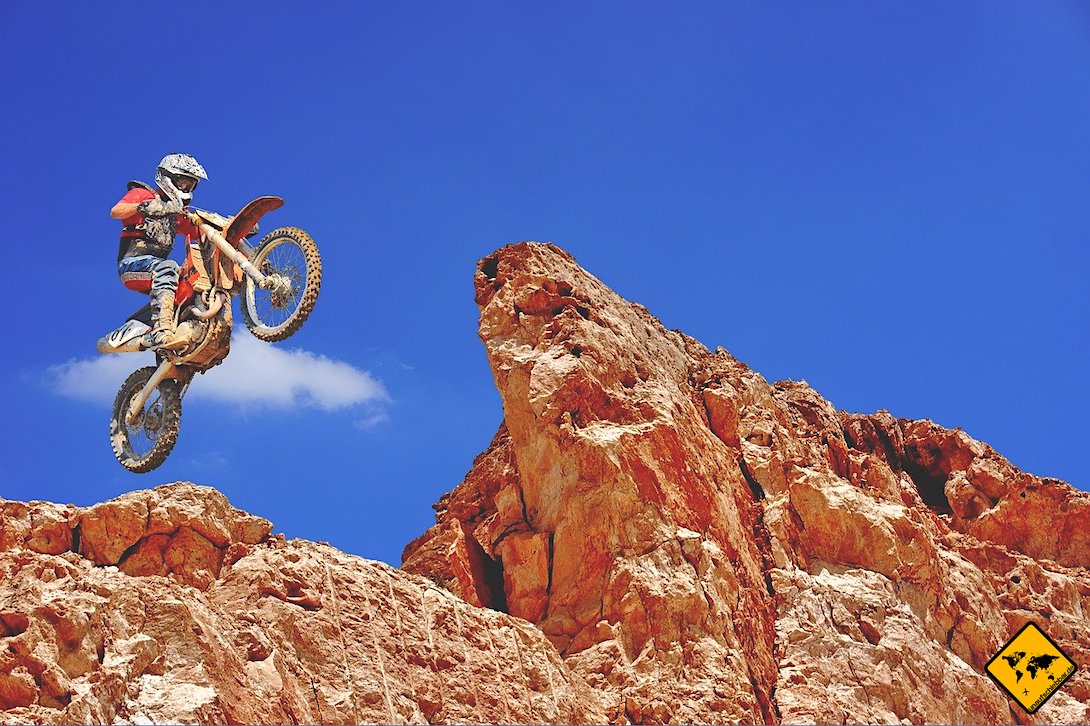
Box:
[224,196,283,246]
[97,319,150,354]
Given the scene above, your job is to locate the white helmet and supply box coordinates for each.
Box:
[155,153,208,205]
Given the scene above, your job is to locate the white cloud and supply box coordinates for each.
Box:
[354,410,391,431]
[50,352,150,405]
[48,334,390,417]
[188,335,389,411]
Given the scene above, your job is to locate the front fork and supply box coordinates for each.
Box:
[125,360,192,425]
[189,215,293,297]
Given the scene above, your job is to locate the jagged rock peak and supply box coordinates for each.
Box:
[404,241,1090,724]
[4,243,1088,724]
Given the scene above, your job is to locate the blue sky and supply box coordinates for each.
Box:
[1,2,1086,566]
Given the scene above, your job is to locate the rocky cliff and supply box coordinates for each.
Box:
[0,485,600,724]
[4,242,1088,724]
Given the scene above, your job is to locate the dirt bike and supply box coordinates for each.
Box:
[96,196,321,473]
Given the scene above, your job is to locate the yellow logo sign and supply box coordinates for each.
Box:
[986,622,1077,713]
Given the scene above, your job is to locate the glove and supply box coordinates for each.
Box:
[138,198,184,217]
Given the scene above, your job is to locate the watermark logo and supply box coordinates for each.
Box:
[985,622,1076,714]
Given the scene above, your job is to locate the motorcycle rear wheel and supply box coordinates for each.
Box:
[241,226,322,342]
[110,366,182,473]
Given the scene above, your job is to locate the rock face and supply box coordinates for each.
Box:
[0,484,602,724]
[4,242,1089,724]
[403,242,1090,724]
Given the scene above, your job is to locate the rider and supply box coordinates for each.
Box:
[110,153,208,350]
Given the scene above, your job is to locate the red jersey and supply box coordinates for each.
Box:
[116,186,199,261]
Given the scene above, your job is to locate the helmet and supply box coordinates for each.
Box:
[155,153,208,205]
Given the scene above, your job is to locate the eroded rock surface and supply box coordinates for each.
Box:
[6,243,1088,724]
[404,242,1090,724]
[0,484,603,724]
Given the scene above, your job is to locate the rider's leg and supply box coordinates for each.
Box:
[146,258,184,350]
[118,256,184,350]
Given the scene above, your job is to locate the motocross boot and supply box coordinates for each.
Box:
[144,294,187,351]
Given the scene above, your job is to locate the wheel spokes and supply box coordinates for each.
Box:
[252,240,308,328]
[126,393,163,458]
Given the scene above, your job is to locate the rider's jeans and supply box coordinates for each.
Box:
[118,255,179,300]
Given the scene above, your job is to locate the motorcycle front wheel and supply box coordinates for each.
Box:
[241,226,322,342]
[109,366,182,473]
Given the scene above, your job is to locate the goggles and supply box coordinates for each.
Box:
[173,175,198,193]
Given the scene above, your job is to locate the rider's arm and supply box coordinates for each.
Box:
[111,188,155,220]
[110,201,141,220]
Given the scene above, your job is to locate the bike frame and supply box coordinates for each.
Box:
[125,204,289,425]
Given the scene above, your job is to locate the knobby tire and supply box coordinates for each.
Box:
[241,226,322,342]
[109,366,182,473]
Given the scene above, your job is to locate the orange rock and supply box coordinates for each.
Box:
[0,500,74,556]
[0,485,603,724]
[5,242,1090,724]
[497,530,551,622]
[408,242,1090,724]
